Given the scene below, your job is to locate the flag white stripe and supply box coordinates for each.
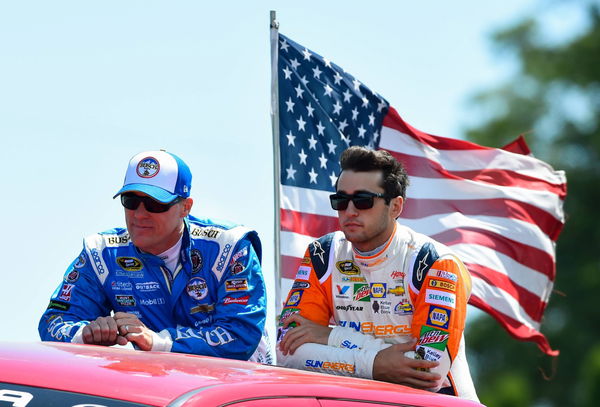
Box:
[453,243,553,299]
[471,277,541,330]
[381,126,567,185]
[402,213,555,256]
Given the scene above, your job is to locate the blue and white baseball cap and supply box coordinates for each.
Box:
[113,150,192,203]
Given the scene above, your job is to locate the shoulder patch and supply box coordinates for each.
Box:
[309,233,334,279]
[412,242,439,291]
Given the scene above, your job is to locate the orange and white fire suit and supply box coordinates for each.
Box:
[277,224,478,401]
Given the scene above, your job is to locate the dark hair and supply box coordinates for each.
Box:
[338,146,409,201]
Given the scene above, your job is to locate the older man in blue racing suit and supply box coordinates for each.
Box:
[39,150,270,363]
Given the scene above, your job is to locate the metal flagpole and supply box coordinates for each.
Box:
[269,10,282,317]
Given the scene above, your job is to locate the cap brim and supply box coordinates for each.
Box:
[113,184,179,203]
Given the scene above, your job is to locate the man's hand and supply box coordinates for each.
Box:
[82,316,128,346]
[113,312,155,351]
[279,314,332,355]
[373,339,441,390]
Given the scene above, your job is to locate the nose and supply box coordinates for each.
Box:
[343,200,360,216]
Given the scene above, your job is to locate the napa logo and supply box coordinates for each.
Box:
[286,290,304,307]
[370,283,387,298]
[426,306,451,329]
[136,156,160,178]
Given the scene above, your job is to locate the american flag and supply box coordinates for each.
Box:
[274,33,566,355]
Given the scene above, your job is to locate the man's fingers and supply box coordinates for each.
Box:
[282,313,305,328]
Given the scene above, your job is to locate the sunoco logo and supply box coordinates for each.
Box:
[136,157,160,178]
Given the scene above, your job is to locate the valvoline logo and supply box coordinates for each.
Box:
[137,157,160,178]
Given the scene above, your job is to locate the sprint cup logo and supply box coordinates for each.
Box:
[116,257,143,271]
[336,261,361,275]
[137,156,160,178]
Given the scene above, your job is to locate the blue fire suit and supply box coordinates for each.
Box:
[38,215,270,362]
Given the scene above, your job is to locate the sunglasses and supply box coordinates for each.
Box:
[329,191,387,211]
[121,193,182,213]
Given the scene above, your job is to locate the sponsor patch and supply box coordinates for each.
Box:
[416,345,444,362]
[390,270,405,280]
[412,243,438,290]
[190,303,215,314]
[341,340,358,349]
[115,295,136,307]
[135,281,160,292]
[291,281,310,290]
[225,278,249,292]
[190,226,222,239]
[310,241,326,265]
[278,307,300,325]
[47,300,70,311]
[370,283,387,298]
[335,304,364,312]
[353,284,370,302]
[305,360,355,374]
[338,320,362,331]
[427,306,451,329]
[111,281,133,291]
[301,255,311,265]
[428,278,456,292]
[335,284,351,299]
[388,284,405,296]
[58,283,74,302]
[139,297,166,306]
[65,269,79,283]
[418,325,449,351]
[229,247,248,265]
[394,300,414,315]
[230,261,245,275]
[286,290,304,307]
[433,269,458,282]
[107,235,129,245]
[73,254,86,269]
[425,289,456,309]
[362,322,411,337]
[223,295,250,305]
[186,277,208,300]
[341,276,367,283]
[295,266,311,281]
[191,249,203,273]
[116,257,143,271]
[137,156,160,177]
[216,244,232,272]
[336,260,361,275]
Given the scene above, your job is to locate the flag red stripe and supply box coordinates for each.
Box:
[431,227,555,280]
[281,254,303,280]
[469,295,559,356]
[467,263,546,322]
[383,107,492,151]
[281,208,339,238]
[401,197,564,241]
[386,149,567,198]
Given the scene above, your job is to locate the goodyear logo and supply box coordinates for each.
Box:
[336,261,361,275]
[116,257,143,271]
[426,306,451,329]
[428,278,456,292]
[370,283,387,298]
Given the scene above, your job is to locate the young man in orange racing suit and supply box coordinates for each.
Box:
[277,146,478,401]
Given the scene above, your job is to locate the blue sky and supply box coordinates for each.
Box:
[0,1,545,344]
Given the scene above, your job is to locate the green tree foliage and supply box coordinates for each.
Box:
[464,3,600,406]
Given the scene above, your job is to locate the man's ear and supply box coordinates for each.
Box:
[391,196,404,219]
[180,198,193,217]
